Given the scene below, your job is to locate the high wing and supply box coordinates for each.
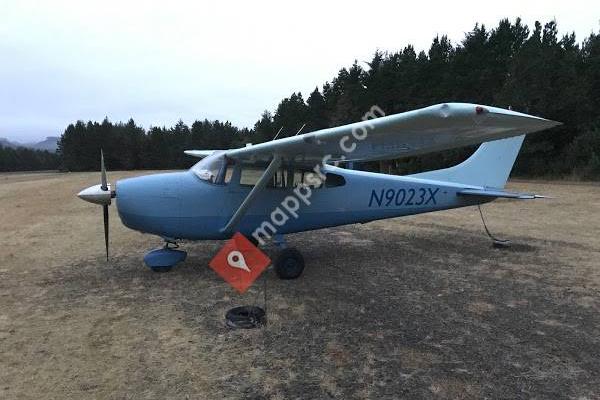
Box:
[217,103,559,165]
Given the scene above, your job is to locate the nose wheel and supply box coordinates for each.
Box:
[150,265,174,273]
[144,242,187,272]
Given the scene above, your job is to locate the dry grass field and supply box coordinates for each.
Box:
[1,171,599,399]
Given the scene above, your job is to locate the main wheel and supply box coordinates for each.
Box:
[274,248,305,279]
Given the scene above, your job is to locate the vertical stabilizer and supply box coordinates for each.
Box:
[409,135,525,188]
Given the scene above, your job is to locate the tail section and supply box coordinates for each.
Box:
[409,135,525,189]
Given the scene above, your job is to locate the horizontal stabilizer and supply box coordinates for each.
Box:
[458,188,548,200]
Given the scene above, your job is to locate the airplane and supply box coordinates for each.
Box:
[77,103,560,278]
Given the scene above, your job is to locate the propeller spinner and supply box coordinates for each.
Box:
[77,150,114,260]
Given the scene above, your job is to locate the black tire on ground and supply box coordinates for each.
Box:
[274,247,305,279]
[225,306,266,329]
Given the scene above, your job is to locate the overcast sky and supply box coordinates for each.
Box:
[1,0,598,142]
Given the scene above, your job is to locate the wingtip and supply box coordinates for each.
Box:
[541,119,563,132]
[549,120,563,127]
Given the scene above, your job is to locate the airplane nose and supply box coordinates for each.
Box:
[115,172,185,237]
[77,184,113,205]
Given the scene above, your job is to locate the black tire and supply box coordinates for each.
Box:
[225,306,266,329]
[274,248,305,279]
[151,266,173,273]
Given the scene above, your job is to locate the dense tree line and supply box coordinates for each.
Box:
[52,19,599,179]
[0,145,59,172]
[58,118,251,171]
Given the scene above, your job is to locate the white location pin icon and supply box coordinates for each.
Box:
[227,250,251,272]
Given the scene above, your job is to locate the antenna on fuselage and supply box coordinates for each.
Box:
[272,126,284,140]
[294,123,306,136]
[478,205,511,248]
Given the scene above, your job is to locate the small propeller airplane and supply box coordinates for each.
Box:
[77,103,560,278]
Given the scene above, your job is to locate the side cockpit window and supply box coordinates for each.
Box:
[191,153,234,184]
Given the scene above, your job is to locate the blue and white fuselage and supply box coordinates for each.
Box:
[115,165,485,241]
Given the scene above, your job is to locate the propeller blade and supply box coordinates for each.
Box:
[103,204,109,261]
[100,149,108,191]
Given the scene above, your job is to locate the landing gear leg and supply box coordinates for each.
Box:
[272,235,305,280]
[143,241,187,272]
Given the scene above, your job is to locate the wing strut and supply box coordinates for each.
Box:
[220,155,282,233]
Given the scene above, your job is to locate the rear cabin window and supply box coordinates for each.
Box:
[324,173,345,187]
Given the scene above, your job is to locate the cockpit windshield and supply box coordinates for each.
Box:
[191,152,225,183]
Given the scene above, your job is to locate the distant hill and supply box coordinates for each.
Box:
[27,137,59,152]
[0,137,19,149]
[0,136,59,152]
